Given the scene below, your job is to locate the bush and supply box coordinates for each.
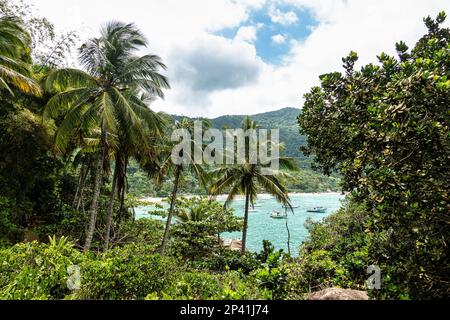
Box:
[191,249,261,274]
[0,238,274,300]
[0,197,23,246]
[75,244,181,300]
[218,271,272,300]
[0,237,84,300]
[35,208,85,244]
[157,272,223,300]
[149,271,272,300]
[113,218,165,250]
[252,241,289,300]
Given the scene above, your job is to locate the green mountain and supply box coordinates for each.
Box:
[173,107,307,163]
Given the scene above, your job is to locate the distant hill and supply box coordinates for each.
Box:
[172,107,307,162]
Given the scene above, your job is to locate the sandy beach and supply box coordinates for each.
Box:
[139,192,344,204]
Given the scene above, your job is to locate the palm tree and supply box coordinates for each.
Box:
[210,117,298,253]
[151,119,209,256]
[0,15,41,96]
[103,92,165,252]
[43,21,170,252]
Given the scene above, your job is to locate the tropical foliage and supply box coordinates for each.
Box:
[298,12,450,299]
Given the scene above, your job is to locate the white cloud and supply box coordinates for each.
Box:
[269,5,299,25]
[200,0,450,117]
[168,34,264,113]
[272,34,286,44]
[28,0,450,117]
[235,26,258,43]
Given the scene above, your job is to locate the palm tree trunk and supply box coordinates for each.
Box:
[73,164,85,208]
[75,159,90,211]
[286,214,291,256]
[242,190,250,253]
[83,123,107,252]
[117,184,126,224]
[103,162,118,252]
[160,166,181,256]
[117,157,128,225]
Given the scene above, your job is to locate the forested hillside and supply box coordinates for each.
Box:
[175,107,307,161]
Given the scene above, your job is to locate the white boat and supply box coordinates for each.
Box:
[270,211,288,219]
[283,205,300,209]
[307,207,328,213]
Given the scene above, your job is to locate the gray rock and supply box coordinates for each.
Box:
[307,288,369,300]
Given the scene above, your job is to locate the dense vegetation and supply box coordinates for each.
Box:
[0,0,448,301]
[299,12,450,299]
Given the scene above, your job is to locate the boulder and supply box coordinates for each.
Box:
[221,238,243,251]
[307,288,369,300]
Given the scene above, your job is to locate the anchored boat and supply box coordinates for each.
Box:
[270,211,288,219]
[282,205,300,209]
[306,207,328,213]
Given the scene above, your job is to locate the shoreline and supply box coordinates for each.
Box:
[139,191,344,204]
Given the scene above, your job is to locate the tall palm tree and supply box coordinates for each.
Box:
[43,21,170,252]
[103,92,165,252]
[210,117,298,253]
[0,15,41,96]
[151,119,209,256]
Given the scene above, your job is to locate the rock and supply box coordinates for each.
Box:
[221,238,243,251]
[229,240,243,251]
[307,288,369,300]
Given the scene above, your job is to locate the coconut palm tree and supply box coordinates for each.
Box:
[210,117,298,253]
[43,21,170,252]
[150,119,209,256]
[0,15,41,96]
[103,91,165,252]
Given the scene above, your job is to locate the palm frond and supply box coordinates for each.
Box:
[43,87,96,120]
[44,68,97,93]
[0,64,41,96]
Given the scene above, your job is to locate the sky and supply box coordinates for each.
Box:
[29,0,450,117]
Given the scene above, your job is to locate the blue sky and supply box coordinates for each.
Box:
[216,3,318,64]
[32,0,450,117]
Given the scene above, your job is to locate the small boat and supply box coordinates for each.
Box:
[283,205,300,209]
[307,207,328,213]
[270,211,288,219]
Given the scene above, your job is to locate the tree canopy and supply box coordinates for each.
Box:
[299,12,450,299]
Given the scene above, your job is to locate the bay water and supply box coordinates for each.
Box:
[135,193,345,255]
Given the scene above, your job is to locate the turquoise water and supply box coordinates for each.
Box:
[135,193,344,255]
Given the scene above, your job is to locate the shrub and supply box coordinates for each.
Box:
[191,249,261,274]
[0,237,84,300]
[0,197,23,246]
[252,241,289,300]
[113,218,165,250]
[158,272,223,300]
[75,244,181,300]
[151,271,272,300]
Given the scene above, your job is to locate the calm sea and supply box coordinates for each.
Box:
[135,193,345,255]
